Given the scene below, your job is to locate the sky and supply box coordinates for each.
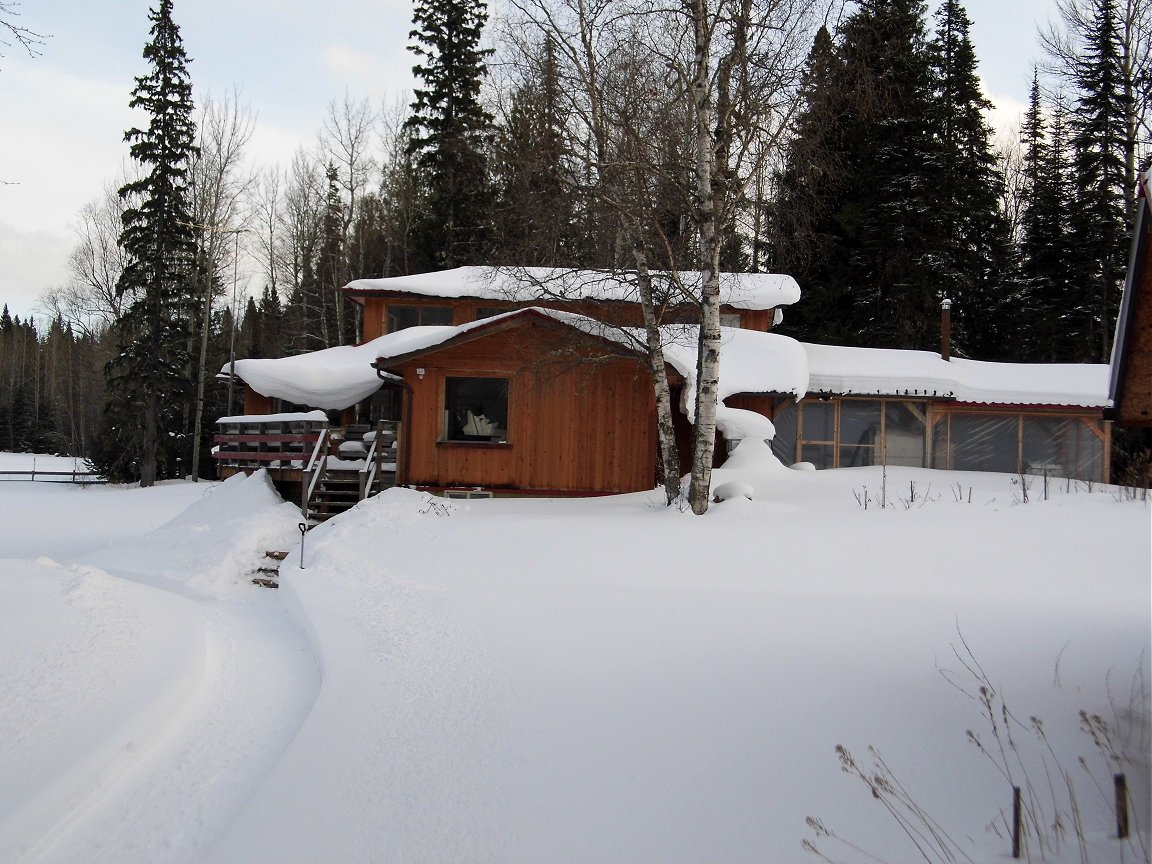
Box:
[0,0,1061,323]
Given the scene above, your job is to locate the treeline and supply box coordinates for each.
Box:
[10,0,1151,478]
[768,0,1149,363]
[0,306,104,455]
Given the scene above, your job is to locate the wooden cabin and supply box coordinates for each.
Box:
[345,267,796,340]
[1109,171,1152,427]
[217,264,1115,504]
[371,309,680,496]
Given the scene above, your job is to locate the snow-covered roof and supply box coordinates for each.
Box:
[345,266,801,311]
[803,343,1110,408]
[221,328,458,410]
[224,310,1109,415]
[368,307,810,441]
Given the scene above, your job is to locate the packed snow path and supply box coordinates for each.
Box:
[0,476,317,864]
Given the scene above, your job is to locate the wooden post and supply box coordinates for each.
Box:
[1115,773,1129,839]
[1011,786,1022,859]
[375,419,385,492]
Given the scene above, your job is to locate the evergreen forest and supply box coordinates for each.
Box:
[2,0,1149,483]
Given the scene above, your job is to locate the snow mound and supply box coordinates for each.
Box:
[712,480,754,502]
[79,471,302,597]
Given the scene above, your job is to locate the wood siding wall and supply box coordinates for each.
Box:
[358,295,774,341]
[1117,213,1152,426]
[390,325,659,493]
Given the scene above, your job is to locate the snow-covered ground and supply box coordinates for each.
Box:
[0,449,1148,863]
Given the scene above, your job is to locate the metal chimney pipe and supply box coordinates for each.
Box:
[941,298,952,362]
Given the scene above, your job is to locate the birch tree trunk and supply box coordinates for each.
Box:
[686,0,724,515]
[632,239,683,504]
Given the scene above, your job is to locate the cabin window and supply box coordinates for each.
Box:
[720,312,742,327]
[940,414,1019,474]
[772,397,927,469]
[1021,416,1103,481]
[387,304,453,332]
[443,377,509,442]
[838,400,881,466]
[798,400,835,468]
[475,307,507,321]
[933,412,1105,481]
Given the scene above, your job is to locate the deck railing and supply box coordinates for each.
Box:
[359,420,399,500]
[213,412,328,471]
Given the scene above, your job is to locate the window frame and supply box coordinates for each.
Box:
[440,375,512,445]
[386,303,454,333]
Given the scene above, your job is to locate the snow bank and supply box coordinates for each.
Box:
[78,470,303,597]
[2,453,1147,864]
[240,476,1149,864]
[0,559,204,862]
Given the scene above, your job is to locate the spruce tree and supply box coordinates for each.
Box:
[928,0,1013,358]
[92,0,198,486]
[1068,0,1131,362]
[490,37,574,266]
[1018,75,1079,361]
[405,0,494,269]
[765,25,853,343]
[779,0,943,351]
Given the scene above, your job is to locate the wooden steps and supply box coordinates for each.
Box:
[250,549,290,589]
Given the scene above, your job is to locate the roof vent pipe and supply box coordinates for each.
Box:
[940,298,952,362]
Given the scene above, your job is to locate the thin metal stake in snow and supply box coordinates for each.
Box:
[298,522,308,570]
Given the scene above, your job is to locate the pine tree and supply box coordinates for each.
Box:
[92,0,198,486]
[764,25,852,343]
[1068,0,1131,362]
[771,0,943,350]
[1018,76,1080,361]
[405,0,494,269]
[318,162,355,345]
[490,37,574,266]
[928,0,1014,358]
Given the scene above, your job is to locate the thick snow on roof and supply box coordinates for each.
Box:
[803,343,1110,407]
[369,308,810,440]
[223,328,458,410]
[345,266,801,310]
[226,309,1108,415]
[658,325,809,440]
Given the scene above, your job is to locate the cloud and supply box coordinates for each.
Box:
[0,59,135,234]
[983,84,1028,140]
[0,221,72,321]
[319,42,414,99]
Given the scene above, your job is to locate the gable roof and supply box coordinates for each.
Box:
[370,307,811,443]
[345,266,801,311]
[370,306,652,369]
[224,311,1109,414]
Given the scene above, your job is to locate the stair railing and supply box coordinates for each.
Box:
[300,427,330,516]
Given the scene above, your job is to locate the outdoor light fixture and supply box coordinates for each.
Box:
[417,367,426,380]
